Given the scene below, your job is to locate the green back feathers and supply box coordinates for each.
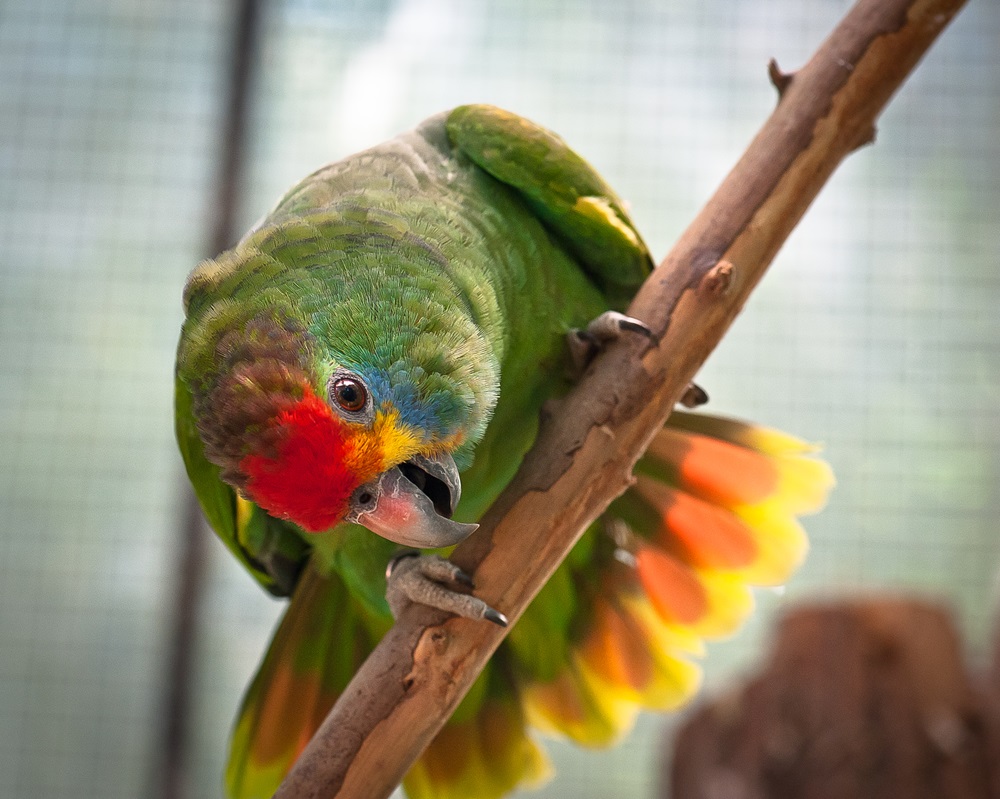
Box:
[446,105,653,299]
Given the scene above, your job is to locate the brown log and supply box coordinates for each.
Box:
[274,1,968,796]
[670,599,993,799]
[975,613,1000,798]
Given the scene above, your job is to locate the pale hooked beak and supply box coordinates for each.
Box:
[345,451,478,548]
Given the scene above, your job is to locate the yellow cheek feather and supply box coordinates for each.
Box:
[342,408,423,483]
[341,407,468,484]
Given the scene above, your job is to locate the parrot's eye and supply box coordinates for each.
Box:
[330,375,368,413]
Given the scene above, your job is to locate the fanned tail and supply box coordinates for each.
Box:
[519,410,833,747]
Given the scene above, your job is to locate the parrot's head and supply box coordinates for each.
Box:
[189,310,495,549]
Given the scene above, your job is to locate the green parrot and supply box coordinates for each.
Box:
[175,105,833,799]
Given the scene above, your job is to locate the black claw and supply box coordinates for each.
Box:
[453,568,475,588]
[484,608,508,627]
[385,549,420,579]
[679,383,709,408]
[618,318,654,338]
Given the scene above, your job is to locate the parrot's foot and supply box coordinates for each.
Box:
[568,312,709,408]
[385,552,508,626]
[568,311,654,374]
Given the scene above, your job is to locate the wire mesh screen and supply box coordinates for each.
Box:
[1,1,998,798]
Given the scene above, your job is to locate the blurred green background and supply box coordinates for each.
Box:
[1,0,998,797]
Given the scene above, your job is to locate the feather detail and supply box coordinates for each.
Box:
[516,410,831,755]
[404,677,551,799]
[520,564,700,747]
[627,411,833,587]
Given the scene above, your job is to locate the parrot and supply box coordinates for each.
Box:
[175,104,833,799]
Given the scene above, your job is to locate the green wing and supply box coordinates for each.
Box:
[174,375,308,597]
[445,104,653,300]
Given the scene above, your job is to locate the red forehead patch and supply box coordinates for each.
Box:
[240,386,360,532]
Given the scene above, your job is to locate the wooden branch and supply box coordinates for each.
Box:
[273,1,966,796]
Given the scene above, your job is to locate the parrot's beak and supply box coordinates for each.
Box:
[345,451,478,548]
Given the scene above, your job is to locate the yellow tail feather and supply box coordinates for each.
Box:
[516,410,831,761]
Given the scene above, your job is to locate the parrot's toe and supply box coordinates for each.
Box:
[586,310,654,342]
[483,607,509,627]
[679,382,709,408]
[385,553,506,625]
[568,311,654,373]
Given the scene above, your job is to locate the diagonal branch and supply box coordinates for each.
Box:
[273,0,967,796]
